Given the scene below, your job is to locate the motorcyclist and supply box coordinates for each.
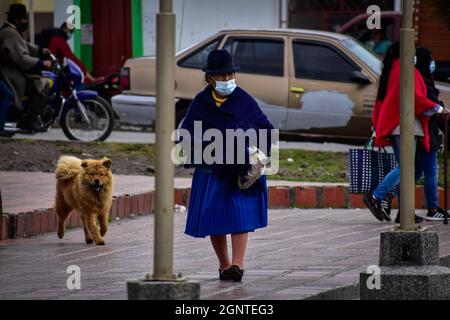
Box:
[38,22,97,83]
[0,4,52,132]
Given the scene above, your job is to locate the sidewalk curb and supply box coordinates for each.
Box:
[0,184,441,241]
[304,283,360,300]
[303,255,450,300]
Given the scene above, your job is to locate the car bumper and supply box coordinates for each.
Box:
[111,94,157,127]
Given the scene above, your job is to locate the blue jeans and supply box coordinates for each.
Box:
[373,135,416,200]
[0,80,13,130]
[415,148,439,209]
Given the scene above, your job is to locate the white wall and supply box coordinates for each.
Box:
[54,0,73,48]
[143,0,280,56]
[142,0,158,56]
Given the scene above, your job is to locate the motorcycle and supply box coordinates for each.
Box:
[5,54,115,142]
[85,73,122,105]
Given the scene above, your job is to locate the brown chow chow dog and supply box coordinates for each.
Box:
[54,156,113,245]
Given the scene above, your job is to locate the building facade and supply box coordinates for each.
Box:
[3,0,279,77]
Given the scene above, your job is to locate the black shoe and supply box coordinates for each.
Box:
[222,265,244,282]
[394,211,424,224]
[363,194,388,221]
[16,115,47,133]
[425,208,447,221]
[219,269,234,281]
[0,130,14,137]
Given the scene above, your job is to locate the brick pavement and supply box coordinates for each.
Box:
[1,208,450,300]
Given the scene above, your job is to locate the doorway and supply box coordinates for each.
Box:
[92,0,132,77]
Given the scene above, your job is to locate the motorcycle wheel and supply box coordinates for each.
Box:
[60,96,114,142]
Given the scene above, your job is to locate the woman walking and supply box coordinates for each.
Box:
[179,49,274,281]
[364,42,447,223]
[413,47,449,221]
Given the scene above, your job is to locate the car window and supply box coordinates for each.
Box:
[340,38,382,76]
[362,18,395,55]
[344,17,395,56]
[346,19,371,43]
[178,37,222,69]
[293,42,357,82]
[223,38,284,76]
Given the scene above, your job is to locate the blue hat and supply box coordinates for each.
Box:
[203,49,240,74]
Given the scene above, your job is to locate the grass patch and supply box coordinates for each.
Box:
[57,146,83,155]
[107,143,155,160]
[9,138,450,187]
[268,149,348,183]
[437,153,450,188]
[21,139,36,145]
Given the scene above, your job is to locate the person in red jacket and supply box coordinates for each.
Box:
[46,23,96,82]
[364,42,449,223]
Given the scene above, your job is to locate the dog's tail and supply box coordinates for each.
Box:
[55,156,82,181]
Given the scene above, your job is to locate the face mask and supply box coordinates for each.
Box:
[430,60,436,74]
[17,22,29,32]
[215,79,236,96]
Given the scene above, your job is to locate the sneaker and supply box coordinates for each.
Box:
[363,194,386,222]
[380,198,392,221]
[394,211,424,224]
[424,208,448,221]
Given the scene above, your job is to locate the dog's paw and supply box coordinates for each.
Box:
[96,239,106,246]
[85,239,94,245]
[57,231,64,239]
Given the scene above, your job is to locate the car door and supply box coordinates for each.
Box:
[221,36,289,130]
[287,38,374,139]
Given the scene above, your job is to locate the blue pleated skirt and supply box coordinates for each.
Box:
[185,168,268,238]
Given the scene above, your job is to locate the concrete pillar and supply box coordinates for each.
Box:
[360,231,450,300]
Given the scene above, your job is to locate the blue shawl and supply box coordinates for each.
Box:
[180,85,274,181]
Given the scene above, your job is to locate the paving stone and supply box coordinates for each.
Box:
[1,208,449,300]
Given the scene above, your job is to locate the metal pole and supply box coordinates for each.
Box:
[444,120,449,225]
[0,189,3,241]
[279,0,288,29]
[28,0,35,44]
[399,0,416,231]
[150,0,177,281]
